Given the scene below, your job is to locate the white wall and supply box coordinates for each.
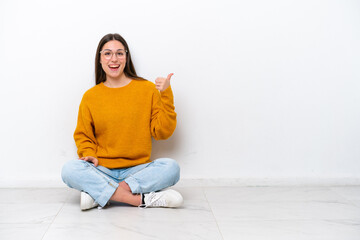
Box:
[0,0,359,187]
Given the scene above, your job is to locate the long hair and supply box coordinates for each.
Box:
[95,33,144,85]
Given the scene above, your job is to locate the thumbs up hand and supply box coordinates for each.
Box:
[155,73,173,92]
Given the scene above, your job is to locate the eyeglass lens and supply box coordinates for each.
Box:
[101,50,126,59]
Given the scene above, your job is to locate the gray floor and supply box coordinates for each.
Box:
[1,186,360,240]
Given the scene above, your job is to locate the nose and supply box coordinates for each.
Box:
[110,53,118,62]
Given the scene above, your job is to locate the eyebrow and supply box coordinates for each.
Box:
[102,49,125,51]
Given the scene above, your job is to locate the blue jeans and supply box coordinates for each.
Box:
[61,158,180,207]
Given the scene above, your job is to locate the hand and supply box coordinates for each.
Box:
[155,73,173,92]
[80,156,99,167]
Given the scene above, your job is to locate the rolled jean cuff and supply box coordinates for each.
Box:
[96,181,118,207]
[124,176,141,194]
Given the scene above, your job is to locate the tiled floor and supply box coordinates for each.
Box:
[1,186,360,240]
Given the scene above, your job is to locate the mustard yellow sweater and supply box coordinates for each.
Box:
[74,80,177,169]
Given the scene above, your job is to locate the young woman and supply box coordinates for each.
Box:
[61,33,183,210]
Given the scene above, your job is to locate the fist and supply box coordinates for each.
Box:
[155,73,173,92]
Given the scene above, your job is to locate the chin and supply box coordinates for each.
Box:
[106,72,122,78]
[110,73,120,77]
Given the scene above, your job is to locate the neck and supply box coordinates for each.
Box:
[104,73,131,88]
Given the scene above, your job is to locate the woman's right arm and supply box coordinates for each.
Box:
[74,96,98,159]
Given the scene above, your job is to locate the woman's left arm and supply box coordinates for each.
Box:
[151,74,177,140]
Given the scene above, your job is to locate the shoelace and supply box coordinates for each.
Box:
[143,192,167,208]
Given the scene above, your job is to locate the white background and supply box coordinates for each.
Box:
[0,0,359,187]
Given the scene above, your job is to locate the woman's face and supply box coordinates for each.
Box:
[100,40,127,80]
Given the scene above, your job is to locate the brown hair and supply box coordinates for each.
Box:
[95,33,145,85]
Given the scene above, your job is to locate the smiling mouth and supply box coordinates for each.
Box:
[109,65,120,71]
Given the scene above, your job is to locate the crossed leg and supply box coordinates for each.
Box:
[110,181,141,206]
[62,158,180,207]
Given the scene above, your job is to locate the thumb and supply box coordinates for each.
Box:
[166,73,174,81]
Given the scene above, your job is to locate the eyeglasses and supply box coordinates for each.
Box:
[100,49,127,60]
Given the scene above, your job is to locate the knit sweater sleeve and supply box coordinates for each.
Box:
[73,95,98,158]
[150,85,177,140]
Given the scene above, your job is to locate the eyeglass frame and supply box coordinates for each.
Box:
[99,49,128,59]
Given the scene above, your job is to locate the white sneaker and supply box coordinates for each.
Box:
[80,192,98,210]
[140,189,183,208]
